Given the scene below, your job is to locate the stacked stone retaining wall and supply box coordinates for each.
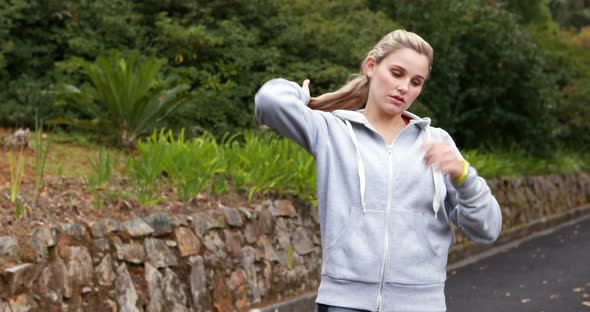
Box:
[0,173,588,312]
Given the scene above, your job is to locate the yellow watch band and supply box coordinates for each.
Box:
[455,161,470,185]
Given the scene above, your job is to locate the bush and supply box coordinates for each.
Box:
[530,23,590,150]
[0,76,54,127]
[53,51,190,147]
[372,0,559,155]
[159,0,399,137]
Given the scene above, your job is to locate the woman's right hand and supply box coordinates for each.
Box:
[301,79,310,97]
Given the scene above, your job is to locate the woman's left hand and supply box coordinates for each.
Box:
[422,143,465,180]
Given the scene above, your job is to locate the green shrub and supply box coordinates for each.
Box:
[0,76,54,127]
[88,129,589,206]
[372,0,559,155]
[53,51,191,147]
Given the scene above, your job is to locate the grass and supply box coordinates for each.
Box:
[29,129,127,179]
[2,127,588,211]
[463,149,590,178]
[33,117,52,205]
[86,149,115,190]
[121,129,590,206]
[8,148,26,217]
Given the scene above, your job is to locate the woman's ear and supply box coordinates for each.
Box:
[364,57,376,79]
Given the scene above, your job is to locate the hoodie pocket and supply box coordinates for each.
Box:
[385,209,450,284]
[324,208,385,283]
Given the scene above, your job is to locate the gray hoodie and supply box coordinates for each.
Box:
[254,78,502,312]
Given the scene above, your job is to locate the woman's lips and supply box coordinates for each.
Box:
[389,95,405,105]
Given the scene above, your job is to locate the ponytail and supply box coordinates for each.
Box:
[308,74,369,112]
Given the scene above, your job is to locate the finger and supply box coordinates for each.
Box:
[425,144,453,159]
[422,143,442,160]
[431,151,456,165]
[302,79,310,90]
[423,153,433,165]
[424,146,453,166]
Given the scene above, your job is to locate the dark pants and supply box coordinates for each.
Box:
[315,303,371,312]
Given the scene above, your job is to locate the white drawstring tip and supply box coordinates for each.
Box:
[434,210,438,219]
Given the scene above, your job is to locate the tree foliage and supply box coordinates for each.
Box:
[372,0,559,154]
[0,0,589,152]
[498,0,590,149]
[548,0,590,29]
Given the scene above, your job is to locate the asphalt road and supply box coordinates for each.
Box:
[446,217,590,312]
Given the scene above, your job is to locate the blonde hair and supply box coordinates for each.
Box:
[308,29,433,111]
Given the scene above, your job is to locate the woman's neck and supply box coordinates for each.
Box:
[363,106,406,144]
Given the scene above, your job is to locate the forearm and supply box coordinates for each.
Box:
[448,166,503,244]
[254,78,318,153]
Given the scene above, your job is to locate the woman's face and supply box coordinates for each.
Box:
[365,48,430,117]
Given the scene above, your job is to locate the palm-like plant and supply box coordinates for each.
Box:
[54,51,190,147]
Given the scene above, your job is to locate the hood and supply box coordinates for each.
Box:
[331,109,432,129]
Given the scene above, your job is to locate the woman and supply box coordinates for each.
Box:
[254,29,502,312]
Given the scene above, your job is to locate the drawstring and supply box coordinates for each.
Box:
[345,120,367,214]
[345,120,441,218]
[426,126,442,219]
[426,126,456,246]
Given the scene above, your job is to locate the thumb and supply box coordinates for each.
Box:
[301,79,310,96]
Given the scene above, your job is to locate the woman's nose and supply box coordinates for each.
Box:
[397,81,409,94]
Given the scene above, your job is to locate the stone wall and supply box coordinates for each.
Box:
[450,173,590,261]
[0,173,589,312]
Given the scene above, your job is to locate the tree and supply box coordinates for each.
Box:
[371,0,559,155]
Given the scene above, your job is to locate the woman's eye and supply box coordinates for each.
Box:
[391,71,402,77]
[411,80,423,87]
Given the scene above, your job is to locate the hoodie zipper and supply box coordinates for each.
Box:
[377,143,394,311]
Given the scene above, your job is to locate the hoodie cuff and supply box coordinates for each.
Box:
[453,161,470,185]
[451,166,479,194]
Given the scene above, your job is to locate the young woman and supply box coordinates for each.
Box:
[254,29,502,312]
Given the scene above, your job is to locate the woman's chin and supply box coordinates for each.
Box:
[381,105,406,116]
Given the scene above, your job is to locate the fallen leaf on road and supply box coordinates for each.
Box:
[573,287,585,293]
[582,301,590,307]
[542,280,548,285]
[583,293,589,298]
[505,292,511,297]
[521,298,531,303]
[550,294,560,300]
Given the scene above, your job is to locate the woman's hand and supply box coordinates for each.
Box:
[301,79,310,97]
[422,143,465,180]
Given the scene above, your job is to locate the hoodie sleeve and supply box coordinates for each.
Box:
[254,78,328,155]
[441,130,503,244]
